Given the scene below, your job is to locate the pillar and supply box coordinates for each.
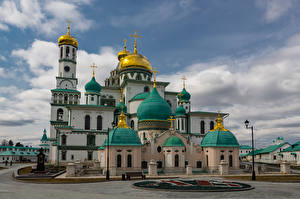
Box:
[148,159,158,176]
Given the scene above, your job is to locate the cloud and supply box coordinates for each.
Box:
[0,67,4,77]
[0,0,93,35]
[159,33,300,147]
[110,0,197,27]
[256,0,295,23]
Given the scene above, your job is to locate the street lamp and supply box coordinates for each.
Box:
[106,121,116,180]
[244,120,256,181]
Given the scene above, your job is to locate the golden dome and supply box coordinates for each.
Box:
[119,53,152,72]
[117,39,130,61]
[58,24,78,48]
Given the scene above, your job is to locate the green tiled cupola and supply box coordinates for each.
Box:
[163,136,185,147]
[137,87,171,121]
[85,76,102,93]
[175,104,186,116]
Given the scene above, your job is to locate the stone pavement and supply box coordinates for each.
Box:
[1,165,300,199]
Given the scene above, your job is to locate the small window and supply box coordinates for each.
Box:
[141,161,148,169]
[196,161,202,168]
[200,121,205,134]
[60,47,63,59]
[85,115,90,130]
[61,151,66,160]
[91,96,94,101]
[210,121,214,130]
[57,109,63,121]
[61,135,67,145]
[97,115,102,130]
[220,155,224,161]
[229,155,233,167]
[130,120,134,129]
[127,154,132,168]
[71,155,74,160]
[66,46,70,57]
[157,146,162,153]
[88,151,93,161]
[144,86,149,92]
[117,154,122,168]
[157,161,162,168]
[72,48,75,60]
[175,154,179,167]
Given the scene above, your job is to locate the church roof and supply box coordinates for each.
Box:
[137,87,171,121]
[129,92,150,102]
[175,104,186,116]
[163,136,185,147]
[85,76,102,93]
[201,112,239,147]
[178,88,191,101]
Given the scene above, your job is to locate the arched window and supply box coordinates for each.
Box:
[85,115,90,130]
[61,135,67,145]
[136,74,142,80]
[97,115,102,130]
[143,132,146,141]
[210,121,214,130]
[141,161,148,169]
[177,120,180,130]
[61,151,66,160]
[60,47,63,59]
[181,119,184,130]
[175,154,179,167]
[167,100,172,108]
[72,48,75,60]
[157,146,162,153]
[200,120,205,134]
[117,154,122,168]
[66,46,70,58]
[220,155,224,161]
[144,86,149,92]
[127,154,132,168]
[130,120,134,129]
[64,95,68,104]
[229,155,233,167]
[57,109,63,121]
[206,155,209,167]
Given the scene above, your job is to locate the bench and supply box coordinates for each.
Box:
[125,172,146,180]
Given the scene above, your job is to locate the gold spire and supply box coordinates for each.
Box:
[211,110,228,131]
[117,111,128,128]
[178,93,183,105]
[90,63,97,77]
[153,67,159,88]
[182,76,187,89]
[120,88,123,102]
[123,39,127,51]
[130,30,142,54]
[168,116,176,129]
[67,20,71,35]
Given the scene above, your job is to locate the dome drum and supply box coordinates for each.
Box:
[138,120,170,131]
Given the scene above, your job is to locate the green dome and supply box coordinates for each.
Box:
[41,129,48,141]
[85,77,102,93]
[103,128,142,146]
[129,92,150,102]
[115,101,127,114]
[163,136,185,147]
[201,130,239,147]
[175,104,186,116]
[137,87,172,121]
[178,88,190,101]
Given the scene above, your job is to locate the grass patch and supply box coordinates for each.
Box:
[224,175,300,182]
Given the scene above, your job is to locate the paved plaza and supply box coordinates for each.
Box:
[1,165,300,199]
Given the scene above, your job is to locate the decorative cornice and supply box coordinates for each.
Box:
[59,58,77,64]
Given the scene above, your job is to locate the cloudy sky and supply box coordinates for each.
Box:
[0,0,300,148]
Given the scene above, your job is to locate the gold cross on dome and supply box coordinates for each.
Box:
[66,20,71,35]
[182,76,187,88]
[168,116,176,129]
[90,63,97,77]
[130,30,142,53]
[153,67,159,88]
[177,93,183,104]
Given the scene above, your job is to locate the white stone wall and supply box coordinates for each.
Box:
[165,93,177,113]
[190,116,216,134]
[69,109,114,130]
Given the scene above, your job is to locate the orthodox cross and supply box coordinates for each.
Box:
[130,30,142,53]
[90,63,97,77]
[123,39,127,50]
[67,20,71,35]
[178,93,183,104]
[182,76,187,88]
[168,116,176,129]
[153,67,159,88]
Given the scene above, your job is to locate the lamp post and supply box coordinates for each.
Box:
[244,120,256,181]
[106,121,116,180]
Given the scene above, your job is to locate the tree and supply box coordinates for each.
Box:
[8,140,14,146]
[1,139,8,146]
[15,142,24,147]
